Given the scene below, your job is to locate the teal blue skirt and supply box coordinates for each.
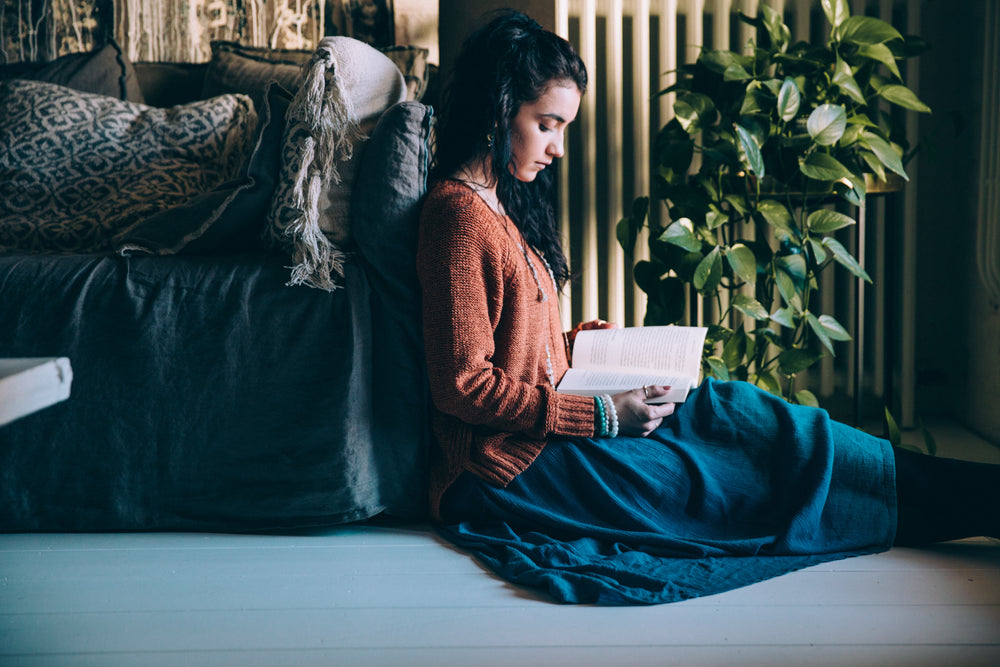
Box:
[438,378,897,605]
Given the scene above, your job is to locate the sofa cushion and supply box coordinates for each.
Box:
[352,101,434,507]
[201,41,310,111]
[353,101,433,301]
[264,36,406,290]
[380,46,431,102]
[0,79,255,254]
[118,83,292,255]
[0,40,144,103]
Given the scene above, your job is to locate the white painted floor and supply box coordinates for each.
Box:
[2,421,998,666]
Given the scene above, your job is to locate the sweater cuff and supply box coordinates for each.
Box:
[552,392,597,437]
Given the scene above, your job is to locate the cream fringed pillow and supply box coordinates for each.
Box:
[265,37,407,291]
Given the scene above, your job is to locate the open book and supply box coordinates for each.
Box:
[556,325,708,404]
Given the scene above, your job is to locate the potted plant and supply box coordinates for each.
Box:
[618,0,930,407]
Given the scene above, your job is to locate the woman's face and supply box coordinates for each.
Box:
[509,80,582,183]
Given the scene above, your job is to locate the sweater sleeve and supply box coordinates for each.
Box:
[417,184,595,440]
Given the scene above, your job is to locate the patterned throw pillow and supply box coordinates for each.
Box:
[0,79,256,254]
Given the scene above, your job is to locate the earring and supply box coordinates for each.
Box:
[486,131,495,149]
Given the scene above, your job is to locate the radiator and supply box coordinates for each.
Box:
[554,0,919,425]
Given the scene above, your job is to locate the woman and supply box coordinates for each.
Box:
[416,10,998,605]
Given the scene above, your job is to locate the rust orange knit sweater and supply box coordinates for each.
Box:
[416,180,597,519]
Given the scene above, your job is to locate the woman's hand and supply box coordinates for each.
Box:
[611,385,675,437]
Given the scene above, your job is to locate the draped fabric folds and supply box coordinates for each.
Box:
[438,379,897,605]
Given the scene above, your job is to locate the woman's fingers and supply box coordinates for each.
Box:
[612,387,676,437]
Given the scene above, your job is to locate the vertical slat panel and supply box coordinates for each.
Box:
[631,0,652,326]
[580,0,601,322]
[605,0,627,325]
[557,0,573,330]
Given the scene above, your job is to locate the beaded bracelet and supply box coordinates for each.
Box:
[593,395,608,437]
[600,394,619,438]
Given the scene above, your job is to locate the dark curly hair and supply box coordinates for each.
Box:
[431,10,587,288]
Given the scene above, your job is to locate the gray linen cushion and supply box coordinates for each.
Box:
[352,100,434,507]
[0,79,255,254]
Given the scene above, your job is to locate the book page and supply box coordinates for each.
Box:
[571,326,707,378]
[556,368,694,403]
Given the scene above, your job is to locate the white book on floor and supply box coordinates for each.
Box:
[0,357,73,427]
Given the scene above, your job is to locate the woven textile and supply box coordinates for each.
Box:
[0,79,254,254]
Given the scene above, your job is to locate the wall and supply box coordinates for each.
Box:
[915,0,999,444]
[437,0,555,87]
[1,0,439,64]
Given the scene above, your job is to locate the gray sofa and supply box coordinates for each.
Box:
[0,38,433,531]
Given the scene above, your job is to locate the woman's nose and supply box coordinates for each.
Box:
[549,132,565,158]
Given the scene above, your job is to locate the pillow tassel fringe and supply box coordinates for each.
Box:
[269,38,364,291]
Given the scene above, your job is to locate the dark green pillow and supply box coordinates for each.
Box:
[0,41,143,102]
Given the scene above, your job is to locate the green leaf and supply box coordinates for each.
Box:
[795,389,820,407]
[741,82,775,115]
[807,238,828,265]
[735,124,765,177]
[776,252,807,282]
[770,306,795,328]
[632,259,666,294]
[706,208,728,231]
[726,243,758,285]
[799,152,854,182]
[832,55,866,105]
[778,348,820,375]
[877,84,932,113]
[775,267,803,312]
[674,93,717,134]
[861,131,908,180]
[656,119,695,178]
[723,64,753,81]
[694,246,723,292]
[822,0,850,30]
[700,49,747,74]
[835,15,903,46]
[823,237,872,282]
[659,218,703,252]
[722,329,748,370]
[755,370,783,397]
[759,4,791,51]
[617,197,648,254]
[653,276,688,324]
[807,209,855,233]
[806,312,836,354]
[857,42,902,81]
[885,407,902,448]
[756,200,796,236]
[818,314,852,341]
[919,417,938,456]
[777,78,801,122]
[806,104,847,146]
[859,149,887,182]
[705,356,730,381]
[732,293,769,320]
